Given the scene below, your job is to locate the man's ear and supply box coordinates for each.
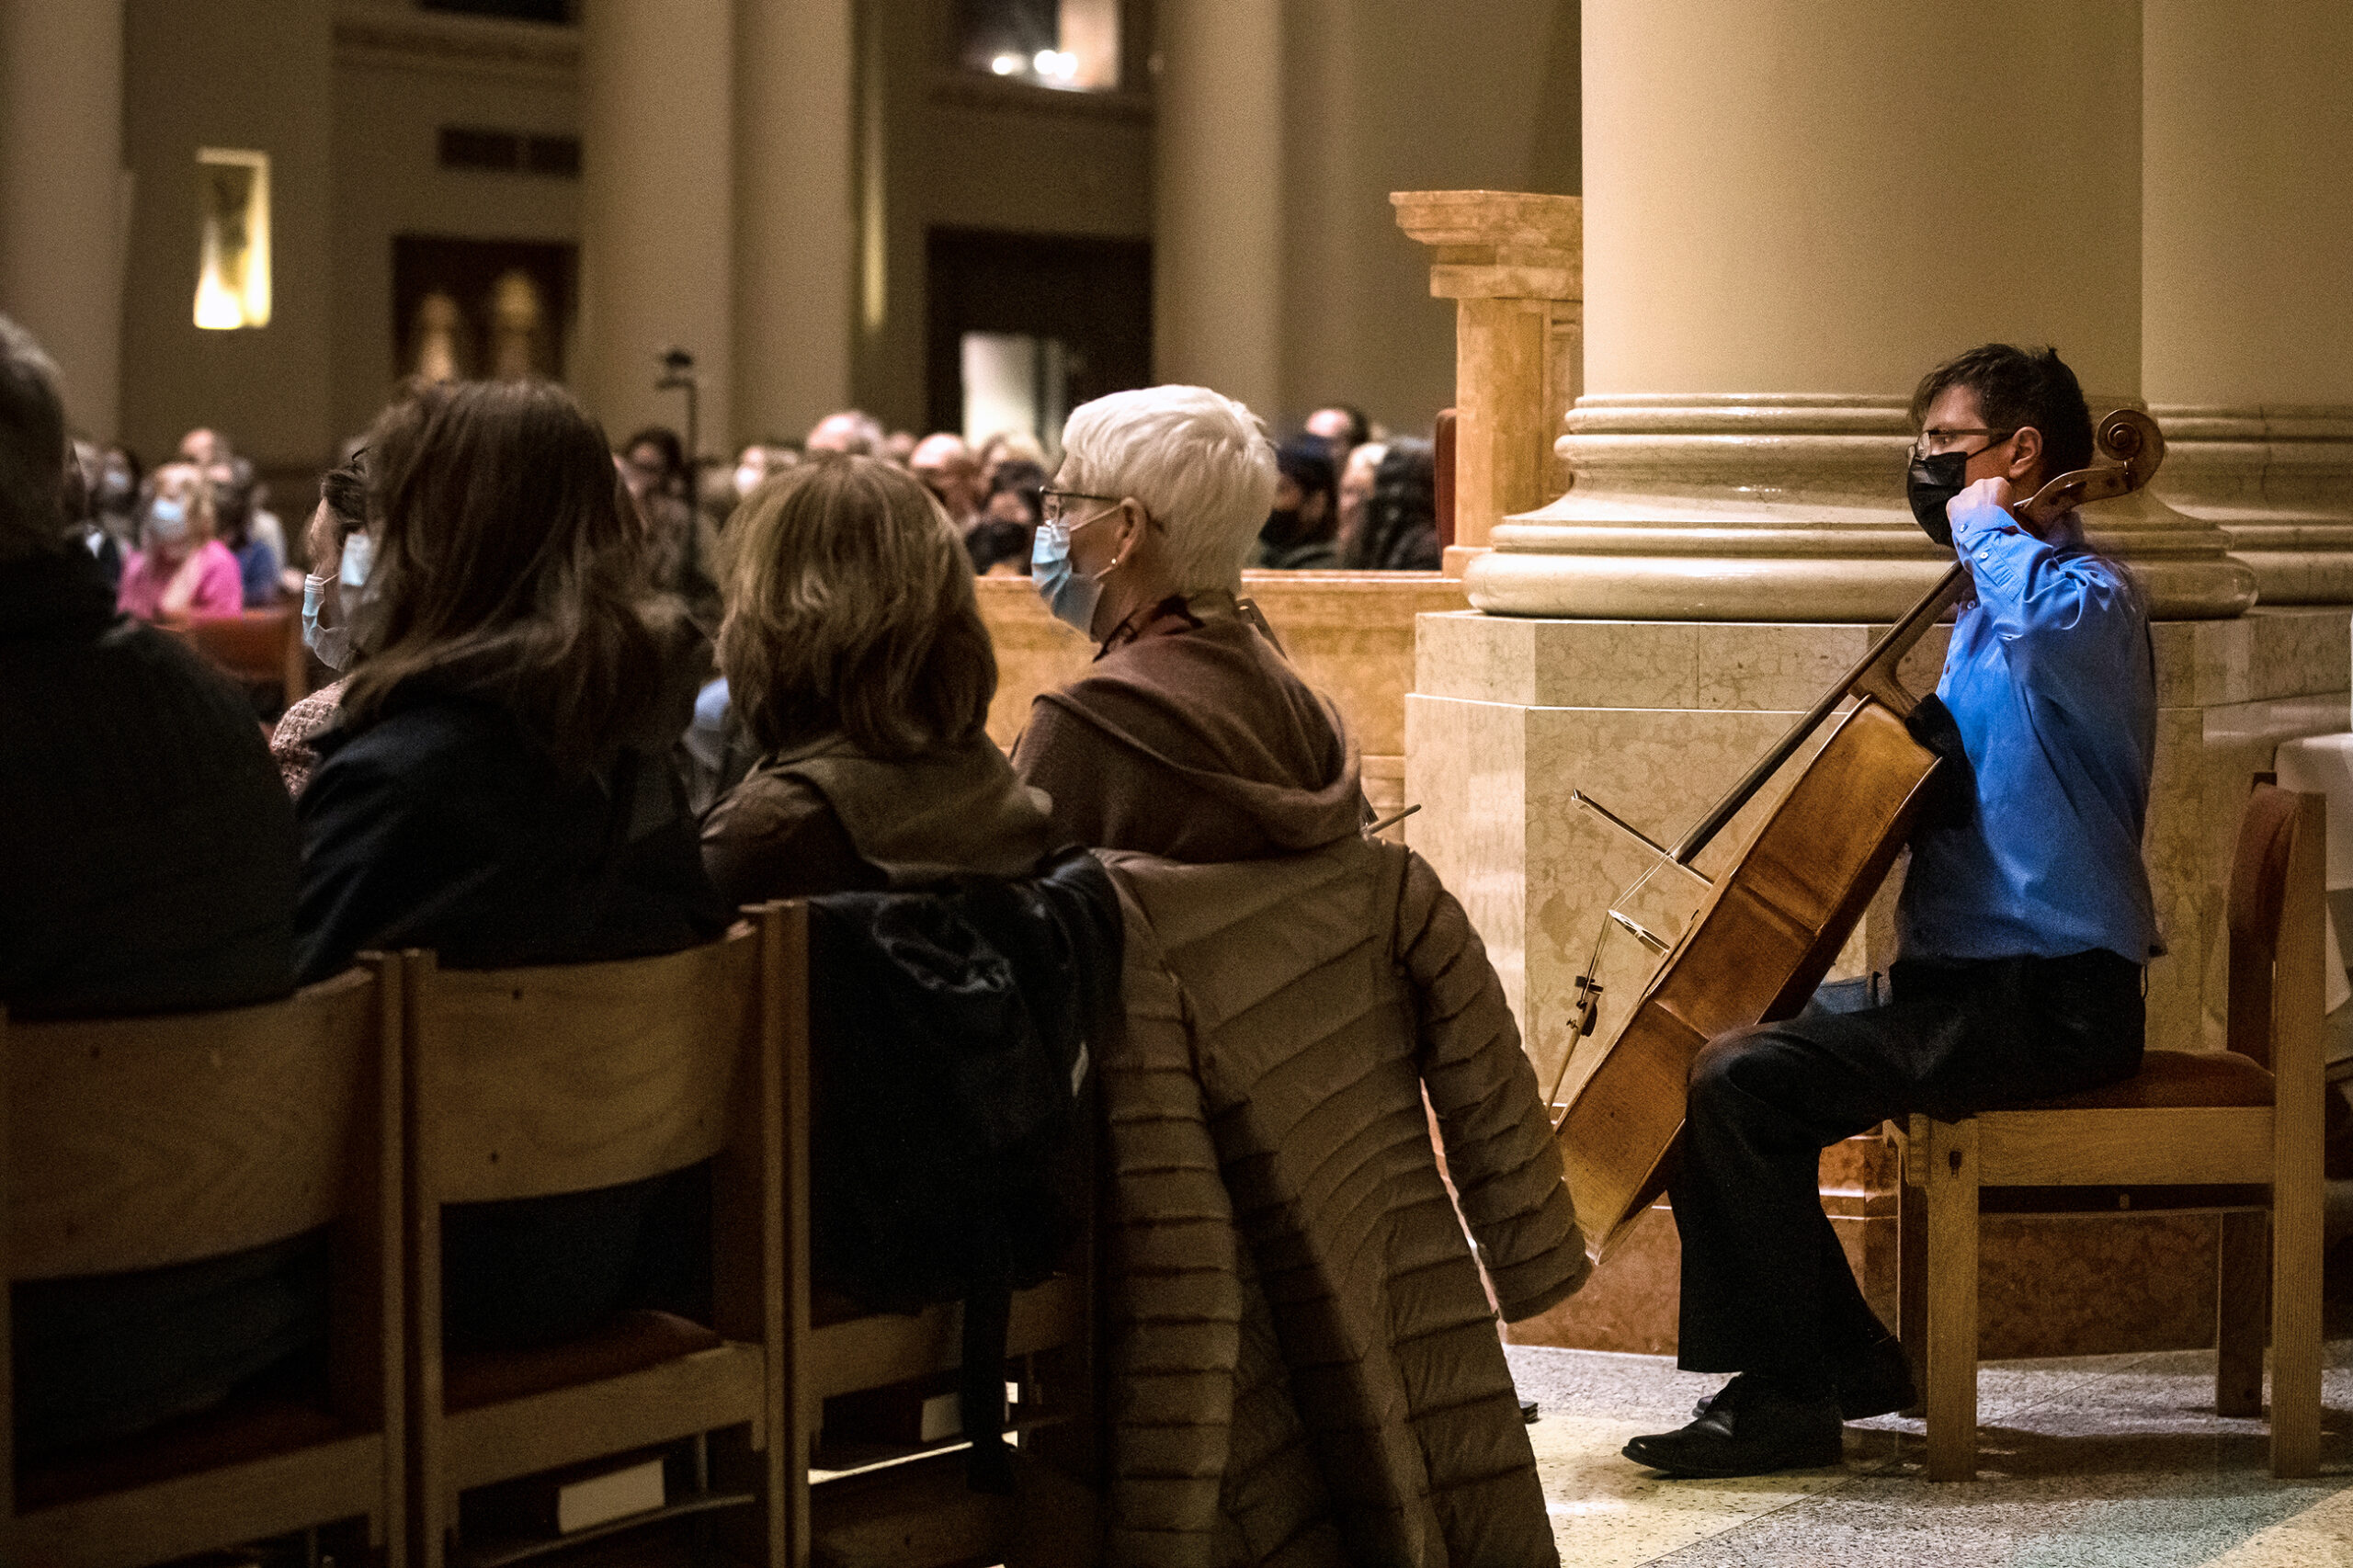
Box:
[1114,496,1150,560]
[2006,425,2044,487]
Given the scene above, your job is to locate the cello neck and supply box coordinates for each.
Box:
[1666,564,1967,866]
[1661,407,2167,869]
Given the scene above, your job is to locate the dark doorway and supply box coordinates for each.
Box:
[391,235,577,386]
[926,228,1152,450]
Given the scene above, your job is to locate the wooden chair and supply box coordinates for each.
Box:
[171,608,307,710]
[402,904,801,1568]
[0,963,405,1568]
[1895,782,2326,1481]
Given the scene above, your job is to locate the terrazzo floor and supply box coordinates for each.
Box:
[1506,1339,2353,1567]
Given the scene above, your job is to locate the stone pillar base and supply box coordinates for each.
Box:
[1405,603,2350,1356]
[2155,404,2353,606]
[1466,395,2259,622]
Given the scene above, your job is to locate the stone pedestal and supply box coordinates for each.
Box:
[1390,191,1582,562]
[1405,602,2352,1355]
[978,572,1470,828]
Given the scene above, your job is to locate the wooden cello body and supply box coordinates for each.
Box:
[1555,410,2167,1259]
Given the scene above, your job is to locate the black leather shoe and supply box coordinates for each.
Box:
[1692,1337,1918,1421]
[1629,1375,1843,1478]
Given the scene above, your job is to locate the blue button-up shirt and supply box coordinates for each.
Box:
[1895,502,2159,965]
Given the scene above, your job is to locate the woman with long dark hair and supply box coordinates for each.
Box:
[297,378,726,1351]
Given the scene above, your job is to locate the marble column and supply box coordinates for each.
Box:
[580,0,734,453]
[733,0,855,447]
[0,0,124,438]
[1469,0,2252,623]
[2143,0,2353,604]
[1152,0,1282,415]
[1391,190,1581,562]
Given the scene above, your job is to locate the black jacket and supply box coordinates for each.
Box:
[1,549,311,1455]
[297,686,731,1350]
[808,846,1122,1488]
[0,550,298,1018]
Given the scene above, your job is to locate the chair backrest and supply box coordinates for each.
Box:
[405,926,764,1207]
[5,966,396,1280]
[2228,780,2327,1073]
[174,609,304,708]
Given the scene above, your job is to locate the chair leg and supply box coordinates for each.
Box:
[1896,1121,1928,1412]
[1922,1117,1980,1482]
[2273,1162,2325,1476]
[2215,1210,2268,1418]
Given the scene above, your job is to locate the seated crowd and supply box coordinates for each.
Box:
[0,312,1577,1565]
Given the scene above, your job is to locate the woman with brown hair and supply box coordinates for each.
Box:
[295,378,727,1351]
[701,455,1056,902]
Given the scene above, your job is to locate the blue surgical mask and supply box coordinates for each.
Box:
[337,530,374,588]
[1031,510,1115,636]
[145,495,188,542]
[301,574,352,669]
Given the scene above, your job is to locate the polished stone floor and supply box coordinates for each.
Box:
[1508,1340,2353,1567]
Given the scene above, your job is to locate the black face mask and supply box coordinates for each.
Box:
[1262,506,1304,546]
[1904,449,1970,548]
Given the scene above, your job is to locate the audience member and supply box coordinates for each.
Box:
[1336,438,1386,563]
[1303,402,1371,458]
[974,428,1048,489]
[967,457,1044,574]
[271,450,370,794]
[1349,437,1441,571]
[178,425,232,466]
[1254,436,1342,568]
[618,426,688,505]
[1008,384,1585,1564]
[65,437,123,585]
[880,429,917,467]
[806,409,884,456]
[91,440,140,543]
[209,455,282,607]
[296,378,728,1352]
[0,313,313,1458]
[702,456,1055,903]
[618,424,720,625]
[908,431,982,525]
[731,439,797,506]
[116,460,244,620]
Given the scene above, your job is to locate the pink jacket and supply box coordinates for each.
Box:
[117,540,245,622]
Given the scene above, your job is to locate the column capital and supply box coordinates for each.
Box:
[1391,190,1582,555]
[1391,190,1581,300]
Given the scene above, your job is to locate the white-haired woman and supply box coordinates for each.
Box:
[1013,385,1588,1568]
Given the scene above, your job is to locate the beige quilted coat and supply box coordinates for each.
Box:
[1096,839,1589,1568]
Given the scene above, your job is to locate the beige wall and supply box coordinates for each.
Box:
[2143,0,2353,409]
[1274,0,1579,436]
[0,0,125,441]
[330,9,582,449]
[120,0,334,469]
[1581,0,2142,400]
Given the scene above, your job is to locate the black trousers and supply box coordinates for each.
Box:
[1668,951,2145,1392]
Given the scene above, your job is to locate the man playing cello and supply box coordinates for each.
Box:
[1623,344,2159,1478]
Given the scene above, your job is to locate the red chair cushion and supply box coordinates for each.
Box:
[2016,1049,2277,1111]
[445,1309,724,1414]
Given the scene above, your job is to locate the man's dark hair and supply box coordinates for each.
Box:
[1313,403,1370,449]
[1909,344,2094,483]
[623,425,688,494]
[0,313,67,562]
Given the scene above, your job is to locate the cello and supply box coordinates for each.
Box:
[1553,408,2167,1260]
